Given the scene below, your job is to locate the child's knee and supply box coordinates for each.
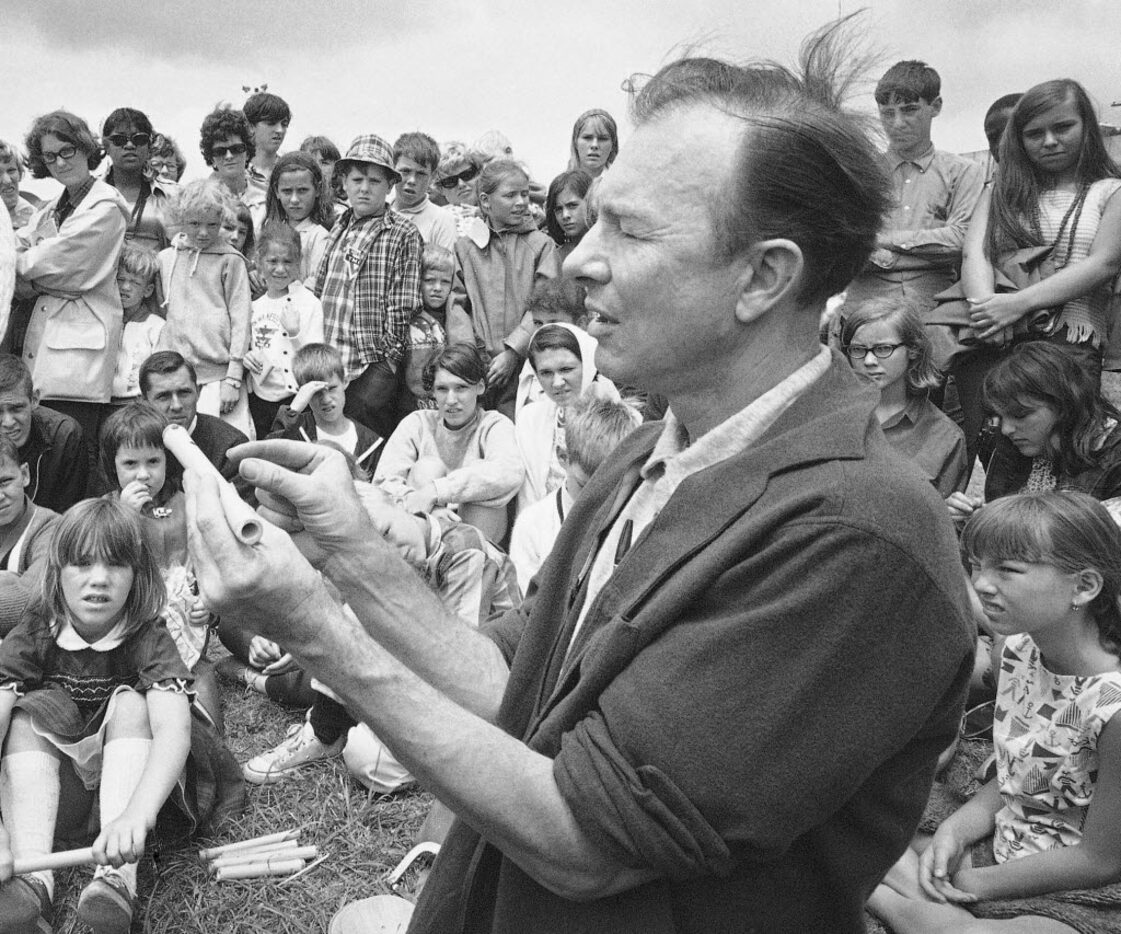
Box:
[105,689,152,737]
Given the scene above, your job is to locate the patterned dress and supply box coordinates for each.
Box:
[992,632,1121,861]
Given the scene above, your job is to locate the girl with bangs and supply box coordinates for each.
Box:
[948,342,1121,524]
[870,491,1121,934]
[0,498,192,933]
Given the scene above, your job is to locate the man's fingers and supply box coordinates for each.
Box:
[227,439,325,471]
[185,470,242,602]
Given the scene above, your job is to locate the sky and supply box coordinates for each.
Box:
[4,0,1120,199]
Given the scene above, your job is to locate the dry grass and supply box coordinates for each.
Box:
[47,644,431,934]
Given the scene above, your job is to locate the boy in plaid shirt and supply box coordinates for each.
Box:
[313,134,422,439]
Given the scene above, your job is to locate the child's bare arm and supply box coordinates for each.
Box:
[953,715,1121,900]
[919,776,1001,902]
[0,690,22,879]
[94,689,191,868]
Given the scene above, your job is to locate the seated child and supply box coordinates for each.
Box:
[397,244,451,418]
[98,402,225,734]
[111,244,164,405]
[513,276,588,417]
[509,395,639,592]
[156,180,253,439]
[374,343,522,544]
[244,223,325,441]
[238,482,521,788]
[0,499,192,932]
[869,492,1121,933]
[269,343,384,477]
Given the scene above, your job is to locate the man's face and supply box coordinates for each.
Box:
[0,389,36,449]
[0,458,29,528]
[565,105,748,395]
[878,95,941,156]
[144,367,199,428]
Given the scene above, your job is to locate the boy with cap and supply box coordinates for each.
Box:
[312,134,423,439]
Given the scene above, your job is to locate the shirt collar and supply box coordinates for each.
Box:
[55,617,131,652]
[57,176,95,212]
[879,395,924,430]
[887,143,936,172]
[641,345,833,486]
[392,197,430,215]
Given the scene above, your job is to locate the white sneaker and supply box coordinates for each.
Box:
[242,718,344,785]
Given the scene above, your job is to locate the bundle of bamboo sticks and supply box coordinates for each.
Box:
[199,829,323,882]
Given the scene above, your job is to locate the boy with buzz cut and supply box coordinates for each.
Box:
[390,131,458,253]
[509,394,640,592]
[269,342,384,476]
[845,60,984,343]
[312,134,423,440]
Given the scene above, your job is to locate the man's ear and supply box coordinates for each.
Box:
[734,239,804,325]
[29,389,39,410]
[19,463,29,489]
[930,96,943,118]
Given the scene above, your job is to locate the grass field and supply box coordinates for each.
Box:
[46,644,431,934]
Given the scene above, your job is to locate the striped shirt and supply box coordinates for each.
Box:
[312,208,422,380]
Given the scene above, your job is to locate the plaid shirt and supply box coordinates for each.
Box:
[312,208,422,380]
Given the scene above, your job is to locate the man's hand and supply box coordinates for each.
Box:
[185,469,326,646]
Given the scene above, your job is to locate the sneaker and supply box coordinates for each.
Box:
[76,870,133,934]
[242,719,344,785]
[215,657,267,695]
[0,875,52,934]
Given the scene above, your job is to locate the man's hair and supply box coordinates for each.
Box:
[874,60,941,105]
[421,244,455,278]
[139,351,197,397]
[118,243,159,282]
[629,16,891,305]
[0,438,21,472]
[565,396,641,477]
[293,343,345,386]
[199,105,255,168]
[0,355,34,401]
[393,132,441,173]
[243,92,291,126]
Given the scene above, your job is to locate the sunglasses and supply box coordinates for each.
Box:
[41,145,78,165]
[106,132,151,148]
[437,166,479,189]
[211,143,248,159]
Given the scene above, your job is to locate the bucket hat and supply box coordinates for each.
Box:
[337,134,400,182]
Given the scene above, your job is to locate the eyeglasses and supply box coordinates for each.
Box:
[41,145,79,165]
[846,342,906,359]
[437,166,478,189]
[211,143,248,159]
[106,132,151,148]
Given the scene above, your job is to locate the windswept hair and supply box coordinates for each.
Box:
[962,491,1121,656]
[874,60,940,105]
[243,91,291,126]
[626,14,891,305]
[988,79,1120,256]
[256,221,302,265]
[36,498,167,638]
[98,401,181,500]
[565,395,642,477]
[983,341,1121,476]
[171,178,238,226]
[545,170,594,245]
[264,151,335,229]
[839,298,941,397]
[431,343,487,386]
[393,132,441,173]
[525,277,587,325]
[420,244,455,278]
[150,133,186,180]
[0,139,23,174]
[24,110,102,178]
[118,243,159,282]
[0,354,33,401]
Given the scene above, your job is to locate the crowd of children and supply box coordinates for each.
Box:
[1,58,1121,932]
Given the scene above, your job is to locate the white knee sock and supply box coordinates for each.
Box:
[96,737,152,896]
[0,750,60,899]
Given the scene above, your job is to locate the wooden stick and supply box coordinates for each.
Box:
[164,424,263,544]
[207,839,303,863]
[199,829,299,861]
[215,857,306,881]
[13,847,97,874]
[278,852,329,886]
[210,846,317,871]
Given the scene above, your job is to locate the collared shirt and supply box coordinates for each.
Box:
[312,208,423,380]
[570,345,833,647]
[54,176,95,228]
[880,394,968,497]
[876,144,984,271]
